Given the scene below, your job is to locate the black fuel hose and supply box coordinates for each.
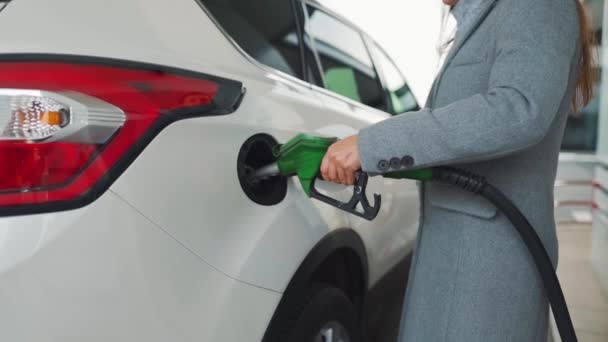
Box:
[433,167,577,342]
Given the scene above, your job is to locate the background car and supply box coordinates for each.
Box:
[0,0,420,341]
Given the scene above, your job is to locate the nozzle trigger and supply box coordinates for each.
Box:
[309,172,381,221]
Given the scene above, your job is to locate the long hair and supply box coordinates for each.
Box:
[574,0,597,112]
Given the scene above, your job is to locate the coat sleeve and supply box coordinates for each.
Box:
[358,0,580,174]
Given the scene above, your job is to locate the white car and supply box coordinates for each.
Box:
[0,0,421,341]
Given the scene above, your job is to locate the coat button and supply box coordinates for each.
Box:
[377,160,390,172]
[390,157,401,170]
[401,156,415,168]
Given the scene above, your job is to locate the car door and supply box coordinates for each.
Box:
[365,38,420,115]
[300,1,420,284]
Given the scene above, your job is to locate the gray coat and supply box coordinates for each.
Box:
[358,0,581,341]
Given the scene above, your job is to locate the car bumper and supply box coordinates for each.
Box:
[0,191,279,341]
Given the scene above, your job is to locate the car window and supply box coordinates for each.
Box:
[368,42,419,115]
[304,5,386,111]
[201,0,303,79]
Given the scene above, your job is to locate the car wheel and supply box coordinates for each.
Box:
[285,284,361,342]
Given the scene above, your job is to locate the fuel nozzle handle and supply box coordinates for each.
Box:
[309,171,381,220]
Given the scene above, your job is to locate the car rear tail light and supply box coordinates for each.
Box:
[0,56,243,216]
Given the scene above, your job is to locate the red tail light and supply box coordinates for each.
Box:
[0,55,244,216]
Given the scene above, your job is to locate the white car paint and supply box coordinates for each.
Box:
[0,0,420,340]
[0,191,280,342]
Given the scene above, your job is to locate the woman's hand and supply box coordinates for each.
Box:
[320,135,361,185]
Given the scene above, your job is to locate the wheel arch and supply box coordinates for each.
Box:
[262,228,369,341]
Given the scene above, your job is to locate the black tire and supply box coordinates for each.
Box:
[281,284,361,342]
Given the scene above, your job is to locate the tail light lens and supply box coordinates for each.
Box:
[0,57,243,216]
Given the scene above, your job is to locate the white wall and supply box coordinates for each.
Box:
[318,0,443,104]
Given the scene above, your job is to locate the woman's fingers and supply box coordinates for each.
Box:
[336,163,347,185]
[321,153,353,184]
[320,154,329,180]
[345,168,356,185]
[320,135,362,185]
[329,148,348,184]
[327,158,338,183]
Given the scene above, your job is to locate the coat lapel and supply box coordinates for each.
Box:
[427,0,499,107]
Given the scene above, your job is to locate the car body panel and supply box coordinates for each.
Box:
[0,0,257,85]
[0,0,420,339]
[0,0,418,289]
[0,191,279,341]
[111,74,354,291]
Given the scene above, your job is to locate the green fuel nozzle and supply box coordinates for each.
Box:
[250,133,431,220]
[272,134,336,196]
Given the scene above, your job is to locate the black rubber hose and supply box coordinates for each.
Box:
[433,167,577,342]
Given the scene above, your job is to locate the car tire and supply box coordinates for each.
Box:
[281,284,361,342]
